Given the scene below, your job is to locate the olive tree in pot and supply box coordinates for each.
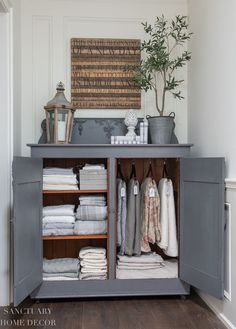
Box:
[133,15,193,144]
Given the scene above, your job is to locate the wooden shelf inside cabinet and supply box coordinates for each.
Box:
[43,234,108,241]
[43,189,108,194]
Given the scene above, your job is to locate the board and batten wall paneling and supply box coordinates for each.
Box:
[12,0,22,157]
[32,16,53,142]
[16,0,188,155]
[0,7,12,306]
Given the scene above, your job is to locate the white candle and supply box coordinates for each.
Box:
[140,122,144,144]
[143,121,148,144]
[58,121,66,141]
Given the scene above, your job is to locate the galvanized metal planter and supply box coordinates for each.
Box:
[147,113,175,144]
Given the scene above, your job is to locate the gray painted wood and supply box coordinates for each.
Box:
[38,118,179,144]
[108,158,116,279]
[31,278,189,299]
[15,145,230,303]
[180,158,225,299]
[28,144,193,159]
[12,157,43,306]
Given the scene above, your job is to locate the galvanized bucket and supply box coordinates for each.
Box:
[147,112,175,144]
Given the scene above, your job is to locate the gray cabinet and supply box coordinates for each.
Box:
[12,157,43,306]
[12,145,225,305]
[180,158,225,299]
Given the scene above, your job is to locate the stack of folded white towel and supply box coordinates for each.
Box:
[116,253,177,279]
[43,167,78,190]
[43,205,75,236]
[74,195,107,235]
[43,258,80,281]
[79,164,107,190]
[79,247,107,280]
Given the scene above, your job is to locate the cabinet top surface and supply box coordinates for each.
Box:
[28,143,193,158]
[28,143,193,148]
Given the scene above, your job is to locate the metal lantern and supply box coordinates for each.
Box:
[44,82,75,144]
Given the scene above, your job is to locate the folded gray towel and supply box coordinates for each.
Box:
[43,258,80,274]
[43,272,79,278]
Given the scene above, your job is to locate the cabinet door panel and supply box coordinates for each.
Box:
[180,158,225,299]
[12,157,43,306]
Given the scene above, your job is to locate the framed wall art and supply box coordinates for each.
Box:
[71,38,141,110]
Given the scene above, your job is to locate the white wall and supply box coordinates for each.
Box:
[0,5,13,306]
[188,0,236,179]
[12,0,21,156]
[14,0,188,155]
[188,0,236,328]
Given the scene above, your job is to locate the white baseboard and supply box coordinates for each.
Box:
[197,292,236,329]
[220,314,236,329]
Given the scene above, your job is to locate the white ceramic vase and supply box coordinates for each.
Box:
[124,110,138,137]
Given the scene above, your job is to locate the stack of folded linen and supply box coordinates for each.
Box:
[79,195,106,206]
[43,167,78,190]
[43,205,75,236]
[79,247,107,280]
[74,195,107,235]
[79,164,107,190]
[115,253,178,280]
[43,258,80,281]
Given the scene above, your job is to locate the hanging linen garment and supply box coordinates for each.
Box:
[140,177,161,253]
[158,178,178,257]
[125,179,141,256]
[117,178,127,255]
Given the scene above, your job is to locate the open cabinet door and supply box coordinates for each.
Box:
[12,157,43,306]
[180,158,225,299]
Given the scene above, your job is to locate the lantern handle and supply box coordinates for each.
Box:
[56,81,65,91]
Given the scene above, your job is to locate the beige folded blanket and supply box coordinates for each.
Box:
[117,260,163,267]
[116,260,178,279]
[117,253,163,264]
[79,273,107,280]
[117,263,164,270]
[81,260,107,268]
[80,259,107,267]
[79,247,106,259]
[81,268,107,274]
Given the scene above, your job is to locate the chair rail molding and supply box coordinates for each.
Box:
[225,179,236,190]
